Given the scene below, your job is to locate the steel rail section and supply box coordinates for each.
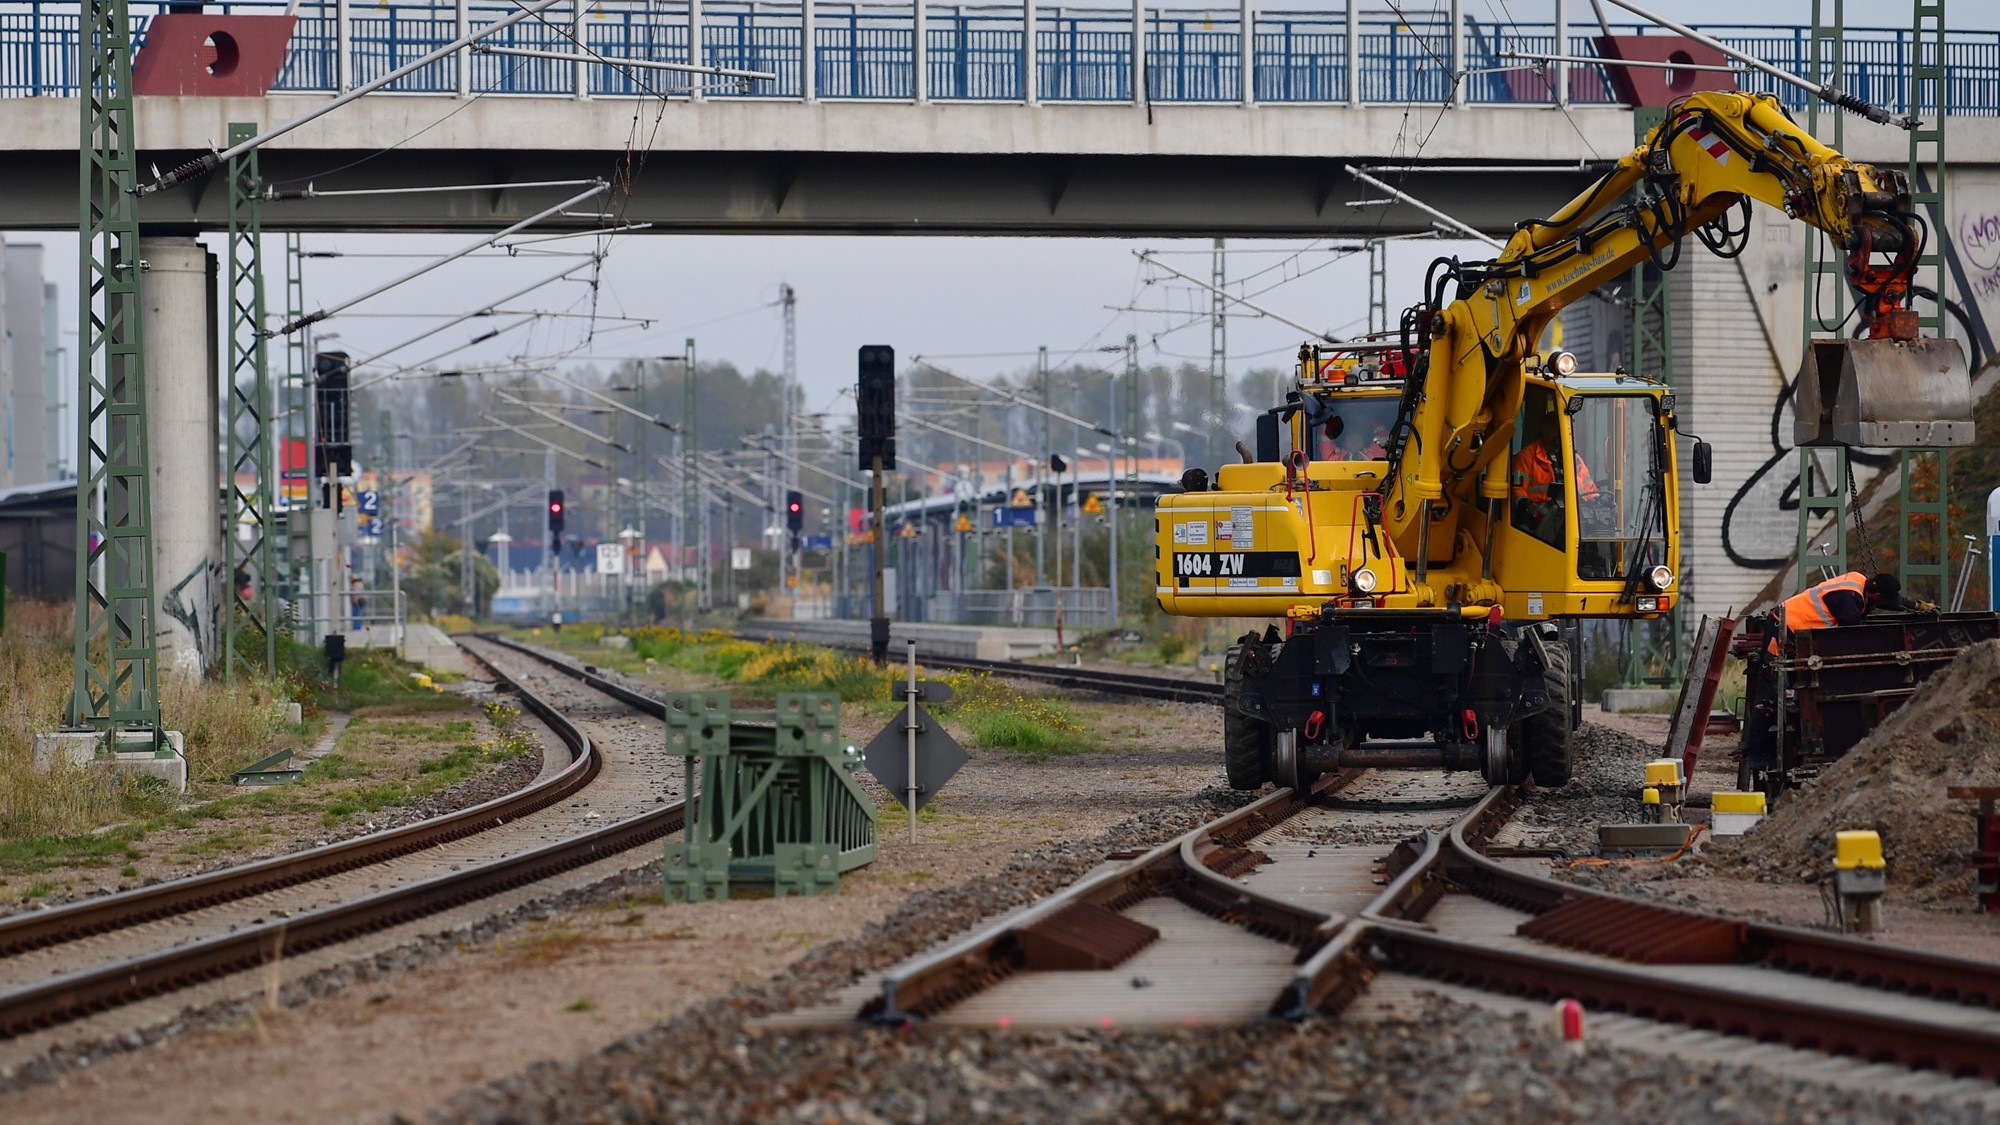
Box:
[1434,794,2000,1009]
[0,641,595,959]
[0,642,680,1040]
[860,777,1342,1024]
[1372,927,2000,1080]
[1277,782,2000,1075]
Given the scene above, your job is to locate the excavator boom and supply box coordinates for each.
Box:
[1156,89,1973,795]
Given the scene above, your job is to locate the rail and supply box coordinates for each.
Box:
[0,635,684,1039]
[0,638,583,958]
[850,763,2000,1075]
[732,624,1224,703]
[3,3,1996,114]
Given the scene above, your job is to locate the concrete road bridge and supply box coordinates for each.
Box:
[2,2,1998,234]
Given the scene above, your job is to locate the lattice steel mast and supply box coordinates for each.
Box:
[70,0,161,737]
[225,121,278,678]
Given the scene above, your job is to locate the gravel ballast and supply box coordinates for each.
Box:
[435,765,1976,1125]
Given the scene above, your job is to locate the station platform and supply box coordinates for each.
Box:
[343,623,470,675]
[739,618,1058,661]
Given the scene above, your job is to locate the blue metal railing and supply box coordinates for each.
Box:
[3,1,1995,115]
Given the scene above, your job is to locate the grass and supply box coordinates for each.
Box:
[310,715,533,827]
[587,626,1094,754]
[0,605,528,872]
[0,601,326,859]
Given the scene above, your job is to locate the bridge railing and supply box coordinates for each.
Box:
[3,1,1996,115]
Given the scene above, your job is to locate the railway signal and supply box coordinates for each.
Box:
[858,345,896,662]
[547,489,566,537]
[786,490,804,534]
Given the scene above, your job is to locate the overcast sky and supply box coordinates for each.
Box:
[11,0,1988,437]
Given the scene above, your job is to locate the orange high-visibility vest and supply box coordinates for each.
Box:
[1783,571,1867,632]
[1511,442,1599,502]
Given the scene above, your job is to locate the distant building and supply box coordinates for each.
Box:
[0,240,59,490]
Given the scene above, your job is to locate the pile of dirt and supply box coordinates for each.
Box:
[1707,638,2000,898]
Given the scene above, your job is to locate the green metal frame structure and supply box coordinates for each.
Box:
[1795,0,1852,591]
[70,0,162,737]
[664,691,877,901]
[1898,0,1950,605]
[1366,238,1388,337]
[224,122,279,679]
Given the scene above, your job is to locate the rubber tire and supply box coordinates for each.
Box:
[1223,705,1274,790]
[1523,639,1576,788]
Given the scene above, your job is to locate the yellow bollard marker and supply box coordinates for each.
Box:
[1833,829,1887,934]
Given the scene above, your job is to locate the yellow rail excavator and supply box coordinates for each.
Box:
[1157,90,1974,791]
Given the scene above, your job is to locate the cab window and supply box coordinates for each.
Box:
[1509,386,1565,549]
[1311,396,1398,461]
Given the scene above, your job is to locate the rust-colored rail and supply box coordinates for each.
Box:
[1281,782,2000,1078]
[0,639,679,1041]
[0,639,592,959]
[860,775,1348,1024]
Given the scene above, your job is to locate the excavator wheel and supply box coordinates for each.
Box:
[1223,705,1274,790]
[1222,644,1274,789]
[1521,640,1576,788]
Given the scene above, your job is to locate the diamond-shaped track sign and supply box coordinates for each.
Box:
[862,702,966,813]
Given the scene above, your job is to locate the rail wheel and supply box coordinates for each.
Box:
[1521,639,1575,788]
[1271,728,1318,792]
[1480,725,1526,786]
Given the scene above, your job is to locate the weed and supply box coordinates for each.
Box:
[21,880,53,900]
[562,997,597,1013]
[119,863,138,878]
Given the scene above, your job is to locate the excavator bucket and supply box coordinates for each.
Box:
[1793,337,1974,448]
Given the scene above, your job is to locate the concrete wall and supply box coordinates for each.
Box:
[1947,167,2000,364]
[42,280,61,481]
[141,236,222,677]
[5,242,48,488]
[0,251,9,491]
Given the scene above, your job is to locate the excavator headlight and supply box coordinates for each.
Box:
[1351,567,1379,594]
[1548,350,1578,376]
[1649,565,1675,591]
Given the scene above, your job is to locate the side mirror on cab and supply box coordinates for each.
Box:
[1255,412,1281,462]
[1692,440,1713,485]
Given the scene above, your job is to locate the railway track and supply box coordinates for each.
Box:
[782,767,2000,1088]
[732,625,1223,704]
[0,635,680,1045]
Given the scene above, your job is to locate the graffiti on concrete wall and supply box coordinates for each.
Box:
[1964,207,2000,302]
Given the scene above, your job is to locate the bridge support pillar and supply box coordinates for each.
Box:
[140,235,222,677]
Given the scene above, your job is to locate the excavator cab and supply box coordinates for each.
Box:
[1488,371,1687,618]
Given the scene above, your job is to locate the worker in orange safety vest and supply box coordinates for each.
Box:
[1783,570,1925,632]
[1512,416,1599,508]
